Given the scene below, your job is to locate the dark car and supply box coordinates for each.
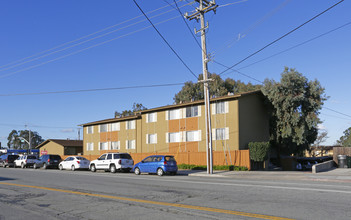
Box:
[34,154,62,169]
[0,154,19,168]
[133,155,178,176]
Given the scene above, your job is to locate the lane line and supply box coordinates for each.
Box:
[5,169,351,194]
[0,182,293,220]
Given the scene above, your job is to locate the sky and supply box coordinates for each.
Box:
[0,0,350,147]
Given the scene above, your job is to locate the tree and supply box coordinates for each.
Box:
[337,127,351,147]
[7,129,44,149]
[313,130,328,147]
[115,103,147,118]
[173,73,261,103]
[262,67,327,156]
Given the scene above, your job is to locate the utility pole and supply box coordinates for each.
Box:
[25,124,32,154]
[185,0,218,174]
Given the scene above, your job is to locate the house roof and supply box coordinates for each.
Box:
[79,90,263,127]
[35,139,83,149]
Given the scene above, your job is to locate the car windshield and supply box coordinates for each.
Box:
[8,155,19,159]
[27,155,37,159]
[165,156,176,162]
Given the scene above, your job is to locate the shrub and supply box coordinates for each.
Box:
[249,142,270,162]
[177,164,248,171]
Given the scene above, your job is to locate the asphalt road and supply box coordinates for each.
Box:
[0,168,350,220]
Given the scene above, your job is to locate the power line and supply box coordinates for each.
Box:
[0,0,186,71]
[0,2,194,74]
[0,82,185,96]
[238,21,351,70]
[219,0,345,76]
[0,15,180,79]
[133,0,198,79]
[214,0,290,57]
[323,107,351,119]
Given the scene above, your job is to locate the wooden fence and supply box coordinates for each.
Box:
[62,150,251,170]
[333,147,351,165]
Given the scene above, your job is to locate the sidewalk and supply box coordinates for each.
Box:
[179,168,351,181]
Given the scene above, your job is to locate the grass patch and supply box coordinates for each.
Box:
[178,164,248,171]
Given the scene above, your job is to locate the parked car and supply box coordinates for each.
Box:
[59,156,90,171]
[34,154,62,169]
[14,154,38,168]
[89,153,134,173]
[133,155,178,176]
[0,154,19,168]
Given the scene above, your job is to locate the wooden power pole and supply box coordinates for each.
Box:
[185,0,218,174]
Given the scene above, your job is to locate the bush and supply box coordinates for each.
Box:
[249,142,270,162]
[177,164,248,171]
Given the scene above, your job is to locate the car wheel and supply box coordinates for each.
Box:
[157,168,164,176]
[110,164,116,173]
[33,164,37,169]
[134,167,140,175]
[90,164,96,172]
[21,163,25,169]
[43,163,47,169]
[71,165,75,171]
[59,164,63,170]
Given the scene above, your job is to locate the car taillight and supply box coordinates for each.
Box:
[77,161,80,164]
[25,160,27,163]
[164,161,167,165]
[118,160,121,165]
[48,159,50,162]
[5,159,8,162]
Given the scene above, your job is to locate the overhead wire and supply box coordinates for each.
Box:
[0,82,186,96]
[0,1,194,75]
[218,0,345,76]
[237,21,351,70]
[0,0,185,71]
[133,0,198,79]
[0,15,180,79]
[214,0,290,57]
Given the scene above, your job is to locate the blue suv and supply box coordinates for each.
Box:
[133,155,178,176]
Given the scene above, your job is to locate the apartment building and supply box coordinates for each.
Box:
[81,90,270,156]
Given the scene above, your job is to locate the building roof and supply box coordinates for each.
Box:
[35,139,83,149]
[79,90,263,127]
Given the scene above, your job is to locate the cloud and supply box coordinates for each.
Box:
[60,128,75,133]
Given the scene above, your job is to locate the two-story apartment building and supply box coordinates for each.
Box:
[80,91,270,160]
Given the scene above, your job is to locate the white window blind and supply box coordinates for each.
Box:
[111,122,120,131]
[111,141,120,150]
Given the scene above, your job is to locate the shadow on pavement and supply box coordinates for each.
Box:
[0,177,16,181]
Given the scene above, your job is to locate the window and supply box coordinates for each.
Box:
[186,106,198,118]
[111,141,120,150]
[147,134,157,144]
[126,120,135,130]
[98,154,106,160]
[111,122,120,131]
[143,156,153,162]
[126,140,136,149]
[147,113,157,123]
[213,128,229,140]
[87,142,94,151]
[99,142,108,150]
[186,130,201,142]
[100,124,108,133]
[169,109,180,120]
[169,132,180,143]
[216,102,225,114]
[87,126,94,134]
[107,154,112,160]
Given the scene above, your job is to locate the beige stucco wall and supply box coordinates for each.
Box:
[38,142,64,155]
[238,94,270,149]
